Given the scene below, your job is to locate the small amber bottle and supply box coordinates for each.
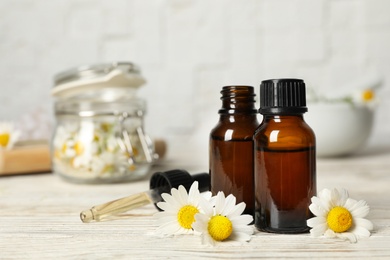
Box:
[254,79,316,233]
[210,86,259,216]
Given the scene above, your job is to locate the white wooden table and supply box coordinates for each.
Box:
[1,148,390,259]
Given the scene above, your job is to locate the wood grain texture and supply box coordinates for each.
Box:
[1,150,390,259]
[0,143,51,175]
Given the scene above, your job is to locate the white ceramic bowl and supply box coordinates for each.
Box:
[305,102,374,157]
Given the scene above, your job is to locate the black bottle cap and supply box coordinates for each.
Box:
[149,169,210,210]
[259,78,308,115]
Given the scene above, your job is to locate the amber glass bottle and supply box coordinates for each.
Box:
[210,86,259,216]
[254,79,316,233]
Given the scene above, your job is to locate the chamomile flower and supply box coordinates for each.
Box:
[91,151,128,177]
[0,121,20,150]
[53,125,76,158]
[192,192,254,246]
[307,188,373,243]
[351,89,377,108]
[154,181,212,235]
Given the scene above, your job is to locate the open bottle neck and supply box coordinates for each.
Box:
[218,85,257,115]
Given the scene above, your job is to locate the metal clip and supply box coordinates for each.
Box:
[115,112,154,166]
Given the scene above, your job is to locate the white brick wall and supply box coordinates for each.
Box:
[0,0,389,163]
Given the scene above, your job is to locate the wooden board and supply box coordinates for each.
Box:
[0,141,51,175]
[1,153,390,259]
[0,139,166,176]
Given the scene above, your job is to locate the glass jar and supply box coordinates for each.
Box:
[51,62,155,183]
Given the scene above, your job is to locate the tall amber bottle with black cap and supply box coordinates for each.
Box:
[210,86,259,216]
[254,79,316,233]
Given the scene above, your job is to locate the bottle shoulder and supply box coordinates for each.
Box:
[210,117,259,140]
[254,117,315,148]
[255,119,314,134]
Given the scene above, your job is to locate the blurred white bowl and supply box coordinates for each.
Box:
[305,102,374,157]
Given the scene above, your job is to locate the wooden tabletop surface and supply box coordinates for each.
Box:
[1,148,390,259]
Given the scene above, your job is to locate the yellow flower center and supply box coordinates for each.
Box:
[362,90,374,102]
[207,215,233,241]
[101,123,111,132]
[54,149,61,159]
[102,164,114,173]
[177,205,199,229]
[93,134,100,141]
[61,143,68,154]
[327,206,353,233]
[74,142,84,155]
[0,133,10,147]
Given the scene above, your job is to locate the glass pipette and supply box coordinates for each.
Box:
[80,169,210,223]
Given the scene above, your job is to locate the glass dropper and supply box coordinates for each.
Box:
[80,169,210,223]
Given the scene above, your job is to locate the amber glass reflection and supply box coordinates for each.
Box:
[254,115,316,233]
[210,86,258,216]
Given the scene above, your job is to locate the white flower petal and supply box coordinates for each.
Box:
[233,224,254,235]
[160,193,181,209]
[309,203,327,217]
[318,189,332,208]
[349,199,367,210]
[192,225,206,236]
[312,196,330,213]
[226,194,237,205]
[155,214,176,226]
[231,214,253,226]
[307,216,326,228]
[350,201,370,218]
[344,198,358,211]
[318,188,331,197]
[337,232,357,243]
[177,185,189,204]
[153,211,171,220]
[160,192,172,202]
[198,196,214,216]
[221,194,236,216]
[157,221,182,235]
[310,223,328,237]
[169,187,182,204]
[188,182,200,204]
[351,225,371,238]
[194,211,209,222]
[188,181,199,197]
[330,188,348,207]
[201,191,212,201]
[209,195,217,207]
[324,229,337,238]
[230,231,252,242]
[226,202,246,219]
[354,218,374,231]
[338,188,349,207]
[201,233,216,246]
[156,201,177,212]
[192,216,207,233]
[214,192,226,214]
[156,218,178,228]
[320,197,332,212]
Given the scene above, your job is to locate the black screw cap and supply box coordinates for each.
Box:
[259,78,308,115]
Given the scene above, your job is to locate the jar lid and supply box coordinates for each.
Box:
[52,62,146,101]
